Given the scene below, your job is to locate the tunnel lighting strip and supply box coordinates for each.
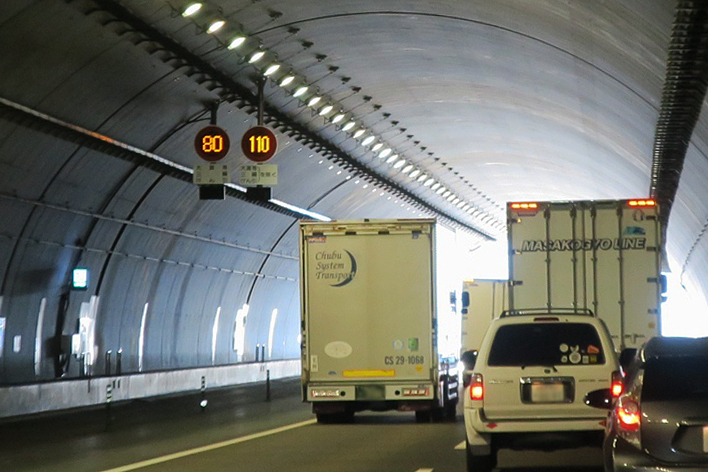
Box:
[78,0,498,239]
[166,0,504,232]
[0,96,329,223]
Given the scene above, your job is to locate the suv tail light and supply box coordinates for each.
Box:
[611,371,624,397]
[470,373,484,400]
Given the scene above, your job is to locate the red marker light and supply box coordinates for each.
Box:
[510,202,539,210]
[628,199,656,207]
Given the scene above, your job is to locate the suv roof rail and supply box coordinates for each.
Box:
[500,308,595,318]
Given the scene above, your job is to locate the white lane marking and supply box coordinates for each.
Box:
[415,469,434,472]
[100,419,317,472]
[455,441,466,450]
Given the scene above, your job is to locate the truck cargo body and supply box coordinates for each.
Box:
[300,219,456,421]
[507,199,662,350]
[460,280,508,354]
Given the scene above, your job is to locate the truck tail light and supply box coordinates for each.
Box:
[470,373,484,400]
[510,202,539,210]
[611,371,624,397]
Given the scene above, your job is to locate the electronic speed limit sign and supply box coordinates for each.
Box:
[194,125,230,162]
[241,126,277,162]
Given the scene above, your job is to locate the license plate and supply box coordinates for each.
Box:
[703,426,708,453]
[530,383,565,403]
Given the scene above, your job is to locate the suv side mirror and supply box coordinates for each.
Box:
[461,350,478,370]
[584,388,613,410]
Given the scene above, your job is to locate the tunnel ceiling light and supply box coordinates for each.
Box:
[409,169,421,179]
[319,104,333,116]
[436,187,447,195]
[387,154,399,164]
[417,173,427,182]
[401,164,414,174]
[442,190,452,198]
[372,142,383,151]
[452,198,461,205]
[264,63,280,76]
[431,182,441,191]
[424,178,435,187]
[293,86,308,97]
[228,36,246,49]
[353,129,365,138]
[379,148,392,159]
[342,121,355,131]
[207,20,225,33]
[332,113,345,124]
[279,75,294,86]
[362,136,375,146]
[249,51,265,63]
[447,194,456,202]
[393,159,406,169]
[307,96,321,107]
[182,3,202,17]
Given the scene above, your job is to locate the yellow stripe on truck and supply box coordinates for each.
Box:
[343,369,395,377]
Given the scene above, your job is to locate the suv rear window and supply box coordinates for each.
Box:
[487,323,606,367]
[641,356,708,401]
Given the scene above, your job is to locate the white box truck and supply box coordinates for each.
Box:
[507,199,664,350]
[460,279,508,355]
[299,219,458,423]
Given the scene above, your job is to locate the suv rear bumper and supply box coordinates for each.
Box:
[465,407,606,453]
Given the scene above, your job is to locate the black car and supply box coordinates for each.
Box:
[585,336,708,471]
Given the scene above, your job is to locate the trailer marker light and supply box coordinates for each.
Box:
[628,199,656,207]
[510,202,539,210]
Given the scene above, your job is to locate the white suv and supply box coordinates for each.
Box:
[462,309,619,472]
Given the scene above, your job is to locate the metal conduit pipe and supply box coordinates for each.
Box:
[650,2,708,225]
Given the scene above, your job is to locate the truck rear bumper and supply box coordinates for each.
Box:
[306,382,435,402]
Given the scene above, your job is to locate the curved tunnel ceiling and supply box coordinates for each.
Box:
[0,0,707,385]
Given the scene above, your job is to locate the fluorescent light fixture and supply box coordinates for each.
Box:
[409,169,421,178]
[431,183,441,190]
[353,129,365,138]
[332,114,345,123]
[372,143,383,151]
[269,199,331,221]
[442,190,452,198]
[342,121,356,131]
[379,148,392,159]
[264,64,280,76]
[393,159,406,169]
[401,164,414,174]
[457,200,466,207]
[293,86,308,97]
[207,20,225,33]
[424,178,435,187]
[386,154,399,164]
[249,51,265,63]
[452,198,461,205]
[307,96,321,107]
[182,3,202,17]
[319,105,333,115]
[417,174,427,182]
[436,186,446,195]
[447,194,456,201]
[228,36,246,49]
[362,136,375,146]
[279,75,294,86]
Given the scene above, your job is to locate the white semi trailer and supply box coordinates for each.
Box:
[507,199,664,350]
[460,279,509,355]
[299,219,458,423]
